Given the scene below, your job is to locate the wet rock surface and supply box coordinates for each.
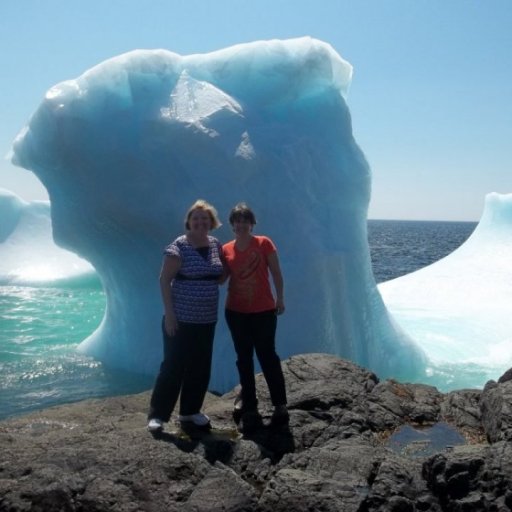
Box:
[1,353,511,511]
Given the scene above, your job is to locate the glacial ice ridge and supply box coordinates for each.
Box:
[10,37,427,391]
[0,188,95,286]
[379,192,512,390]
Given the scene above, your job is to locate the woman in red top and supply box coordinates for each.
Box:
[223,203,288,430]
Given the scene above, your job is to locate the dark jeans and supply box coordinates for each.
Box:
[148,318,215,421]
[225,308,287,410]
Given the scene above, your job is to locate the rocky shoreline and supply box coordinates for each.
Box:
[1,353,512,511]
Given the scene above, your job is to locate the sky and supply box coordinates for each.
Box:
[1,0,510,221]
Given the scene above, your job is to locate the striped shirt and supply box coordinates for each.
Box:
[164,235,223,323]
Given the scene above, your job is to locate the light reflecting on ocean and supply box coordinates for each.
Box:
[0,284,152,420]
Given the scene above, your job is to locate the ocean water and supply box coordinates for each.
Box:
[0,220,477,421]
[0,279,154,421]
[367,219,477,283]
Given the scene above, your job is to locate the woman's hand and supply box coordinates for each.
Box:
[160,254,181,337]
[268,251,285,316]
[164,313,178,337]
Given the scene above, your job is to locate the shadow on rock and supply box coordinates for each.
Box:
[240,422,296,464]
[150,426,240,466]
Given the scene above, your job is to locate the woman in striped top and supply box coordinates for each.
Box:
[147,199,224,433]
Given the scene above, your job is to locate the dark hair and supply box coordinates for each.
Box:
[184,199,222,230]
[228,202,257,226]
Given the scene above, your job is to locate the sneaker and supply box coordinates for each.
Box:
[147,418,164,432]
[271,405,289,427]
[234,393,243,410]
[178,413,211,427]
[233,394,243,424]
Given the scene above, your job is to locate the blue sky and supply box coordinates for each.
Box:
[1,0,510,221]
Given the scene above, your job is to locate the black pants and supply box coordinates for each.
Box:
[225,309,287,410]
[148,319,215,421]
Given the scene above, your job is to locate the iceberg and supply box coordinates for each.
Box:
[0,188,95,286]
[11,37,426,391]
[379,192,512,390]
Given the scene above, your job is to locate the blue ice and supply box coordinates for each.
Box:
[379,192,512,390]
[0,188,94,285]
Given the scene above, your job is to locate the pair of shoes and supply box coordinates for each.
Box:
[178,412,211,427]
[147,418,164,432]
[271,405,289,427]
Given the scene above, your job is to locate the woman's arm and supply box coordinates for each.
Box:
[217,242,230,285]
[218,268,230,285]
[267,251,285,315]
[218,254,230,284]
[159,255,181,336]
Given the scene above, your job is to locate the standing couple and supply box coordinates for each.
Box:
[147,200,288,433]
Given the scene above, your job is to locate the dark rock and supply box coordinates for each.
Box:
[480,379,512,442]
[366,380,442,431]
[422,442,512,511]
[1,353,512,511]
[440,389,483,433]
[183,462,258,511]
[498,368,512,384]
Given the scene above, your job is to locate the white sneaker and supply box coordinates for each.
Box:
[147,418,164,432]
[178,413,210,427]
[234,393,243,411]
